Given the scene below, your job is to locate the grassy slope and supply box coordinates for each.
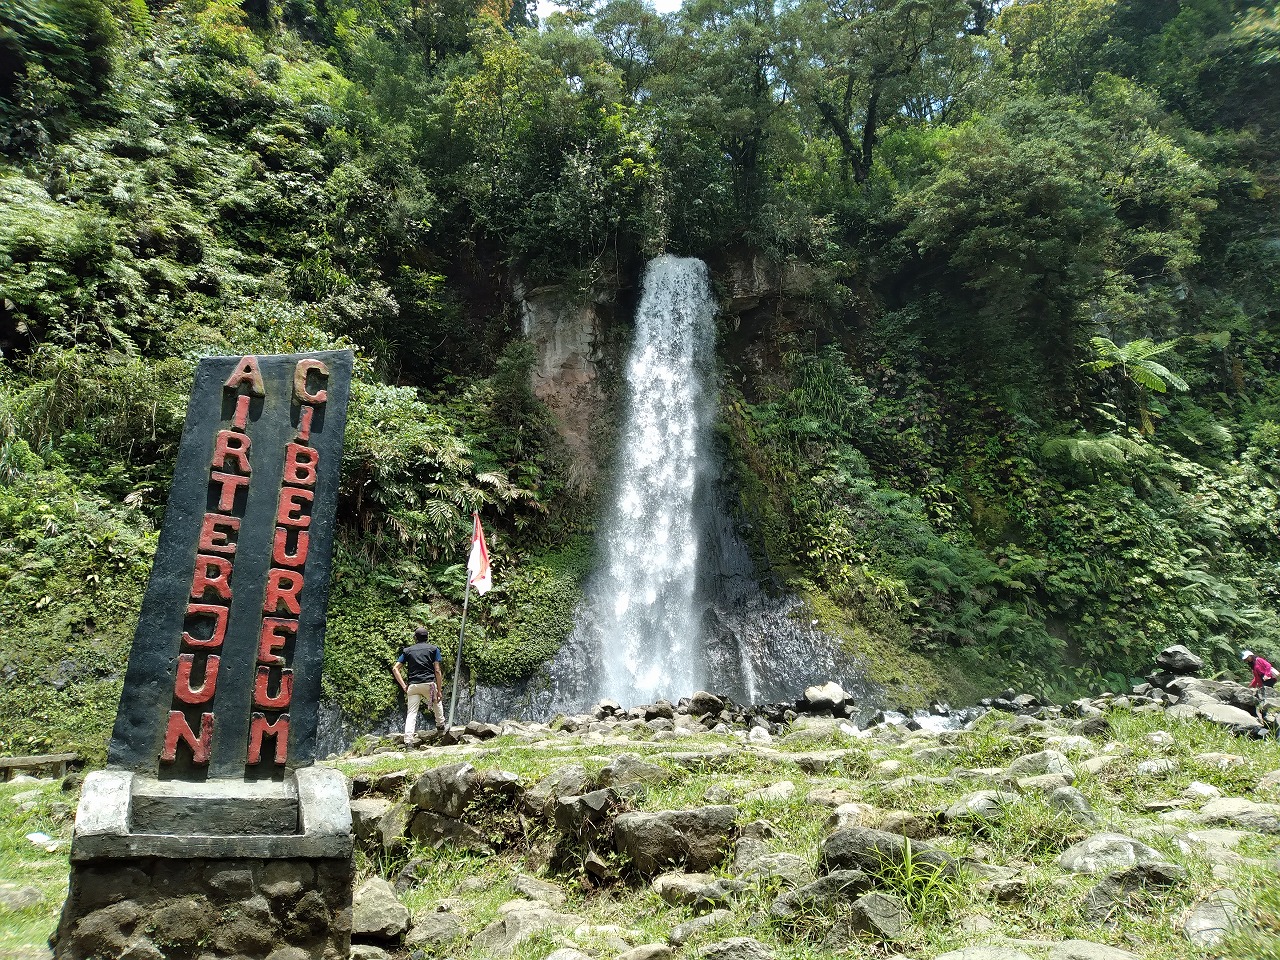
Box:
[7,710,1279,958]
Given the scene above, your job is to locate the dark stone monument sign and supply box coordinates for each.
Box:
[56,351,357,960]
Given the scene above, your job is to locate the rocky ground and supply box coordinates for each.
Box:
[3,646,1280,959]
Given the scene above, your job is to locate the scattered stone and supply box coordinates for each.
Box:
[689,692,726,717]
[1182,890,1241,948]
[352,878,410,941]
[1047,940,1140,960]
[1057,834,1171,875]
[1181,782,1221,801]
[669,909,732,946]
[1082,862,1186,921]
[700,937,775,960]
[1193,752,1248,769]
[513,873,567,907]
[820,827,957,879]
[743,781,795,804]
[0,885,42,911]
[406,911,464,947]
[942,791,1020,824]
[547,950,594,960]
[409,762,483,816]
[525,765,595,812]
[734,850,812,886]
[351,797,393,846]
[1080,756,1118,776]
[804,682,847,713]
[618,945,675,960]
[1156,645,1204,675]
[350,946,391,960]
[1007,750,1074,780]
[1048,787,1097,825]
[934,947,1034,960]
[599,754,671,788]
[1197,797,1280,834]
[471,900,588,956]
[769,870,875,922]
[847,891,907,940]
[613,806,738,875]
[747,726,772,744]
[1135,758,1179,778]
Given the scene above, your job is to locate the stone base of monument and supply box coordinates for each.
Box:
[54,766,353,960]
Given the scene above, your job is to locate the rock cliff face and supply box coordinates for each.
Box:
[518,281,620,492]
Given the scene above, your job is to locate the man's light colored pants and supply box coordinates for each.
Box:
[405,682,445,737]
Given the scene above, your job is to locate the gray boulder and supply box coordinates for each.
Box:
[614,806,738,875]
[1006,750,1074,780]
[513,874,567,907]
[941,791,1020,824]
[934,948,1034,960]
[351,878,410,941]
[1048,787,1097,825]
[555,788,621,837]
[804,682,847,713]
[1196,797,1280,834]
[1047,945,1140,960]
[409,762,480,817]
[652,872,747,912]
[405,911,464,947]
[1057,834,1170,875]
[1081,862,1185,921]
[769,869,874,922]
[525,765,594,812]
[470,899,587,956]
[599,754,671,788]
[820,827,957,879]
[350,797,393,846]
[1156,645,1204,675]
[848,891,908,940]
[618,945,675,960]
[669,910,732,946]
[1182,890,1241,948]
[734,851,812,887]
[700,937,775,960]
[408,810,490,851]
[688,692,726,716]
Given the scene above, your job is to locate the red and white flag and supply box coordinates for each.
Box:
[467,512,492,595]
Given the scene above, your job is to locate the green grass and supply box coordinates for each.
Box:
[0,778,73,958]
[6,712,1280,959]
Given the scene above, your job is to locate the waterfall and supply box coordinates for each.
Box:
[588,256,717,705]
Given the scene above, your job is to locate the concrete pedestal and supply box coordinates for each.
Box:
[54,767,353,960]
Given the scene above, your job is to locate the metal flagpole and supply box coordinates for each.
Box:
[448,576,471,729]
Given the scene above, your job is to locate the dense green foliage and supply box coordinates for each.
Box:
[1,0,1278,752]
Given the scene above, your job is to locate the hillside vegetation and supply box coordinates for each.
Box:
[2,0,1280,758]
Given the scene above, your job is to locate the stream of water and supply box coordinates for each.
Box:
[588,255,720,704]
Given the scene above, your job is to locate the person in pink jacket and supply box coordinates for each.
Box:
[1242,650,1277,689]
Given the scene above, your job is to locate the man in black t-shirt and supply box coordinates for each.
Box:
[392,627,445,742]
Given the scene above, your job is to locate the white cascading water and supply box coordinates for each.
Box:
[590,256,718,705]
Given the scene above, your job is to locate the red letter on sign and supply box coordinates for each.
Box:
[160,710,214,764]
[225,356,265,396]
[182,603,229,649]
[283,443,319,487]
[254,666,294,709]
[209,471,250,511]
[191,554,233,602]
[174,653,220,704]
[258,618,297,665]
[264,568,304,616]
[247,713,289,765]
[276,488,314,527]
[212,430,251,474]
[199,513,240,555]
[293,358,329,404]
[272,527,309,568]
